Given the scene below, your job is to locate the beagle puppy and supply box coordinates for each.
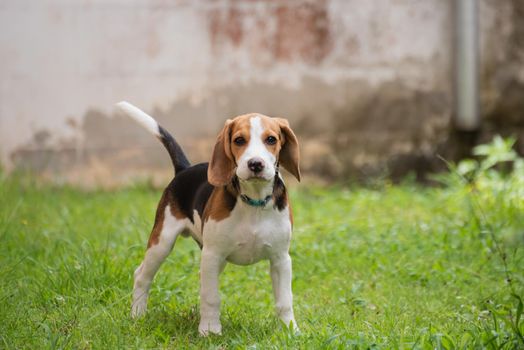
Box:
[116,102,300,335]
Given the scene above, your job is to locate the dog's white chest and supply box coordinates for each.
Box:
[203,203,292,265]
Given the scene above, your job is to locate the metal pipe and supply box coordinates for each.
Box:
[454,0,480,131]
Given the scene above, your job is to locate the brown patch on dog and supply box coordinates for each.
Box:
[259,116,284,157]
[147,191,168,248]
[202,185,238,223]
[228,114,253,161]
[260,116,301,181]
[208,119,234,186]
[169,200,185,220]
[275,118,301,181]
[147,189,185,248]
[208,113,256,186]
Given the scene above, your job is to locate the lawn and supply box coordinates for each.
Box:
[1,138,523,349]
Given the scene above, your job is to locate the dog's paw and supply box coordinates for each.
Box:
[198,319,222,336]
[131,299,147,318]
[291,324,301,335]
[280,318,300,334]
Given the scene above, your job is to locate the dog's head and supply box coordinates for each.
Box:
[208,114,300,186]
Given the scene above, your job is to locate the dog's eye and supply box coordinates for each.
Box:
[266,136,277,145]
[234,136,246,146]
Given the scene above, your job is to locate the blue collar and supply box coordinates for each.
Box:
[239,194,272,207]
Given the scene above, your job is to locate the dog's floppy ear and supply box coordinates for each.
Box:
[276,118,301,182]
[208,119,236,186]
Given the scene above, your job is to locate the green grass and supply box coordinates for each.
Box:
[1,139,524,349]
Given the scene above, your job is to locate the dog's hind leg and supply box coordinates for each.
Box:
[132,204,186,318]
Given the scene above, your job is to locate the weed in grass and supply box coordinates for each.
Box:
[435,136,524,349]
[0,136,523,349]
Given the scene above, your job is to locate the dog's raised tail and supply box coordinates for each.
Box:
[116,101,190,174]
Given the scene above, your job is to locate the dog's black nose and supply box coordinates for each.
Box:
[248,158,265,173]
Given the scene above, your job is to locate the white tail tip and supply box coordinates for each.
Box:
[116,101,160,137]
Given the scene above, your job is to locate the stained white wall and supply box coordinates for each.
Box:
[0,0,516,184]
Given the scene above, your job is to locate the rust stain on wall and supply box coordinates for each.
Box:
[273,1,332,64]
[207,0,332,64]
[208,7,244,50]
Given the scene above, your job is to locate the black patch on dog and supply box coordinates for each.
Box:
[272,175,288,211]
[169,162,212,223]
[194,182,214,220]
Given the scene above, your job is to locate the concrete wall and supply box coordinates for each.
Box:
[1,0,522,186]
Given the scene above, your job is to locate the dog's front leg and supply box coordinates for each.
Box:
[270,254,298,331]
[199,248,225,336]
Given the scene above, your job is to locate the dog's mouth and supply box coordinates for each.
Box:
[246,174,270,181]
[242,171,273,182]
[236,163,275,182]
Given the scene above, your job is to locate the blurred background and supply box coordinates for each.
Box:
[1,0,523,187]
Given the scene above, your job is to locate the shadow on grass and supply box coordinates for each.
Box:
[136,303,282,346]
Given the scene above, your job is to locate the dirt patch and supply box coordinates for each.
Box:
[330,82,450,180]
[9,77,455,187]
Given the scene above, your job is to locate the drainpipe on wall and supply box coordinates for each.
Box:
[454,0,480,131]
